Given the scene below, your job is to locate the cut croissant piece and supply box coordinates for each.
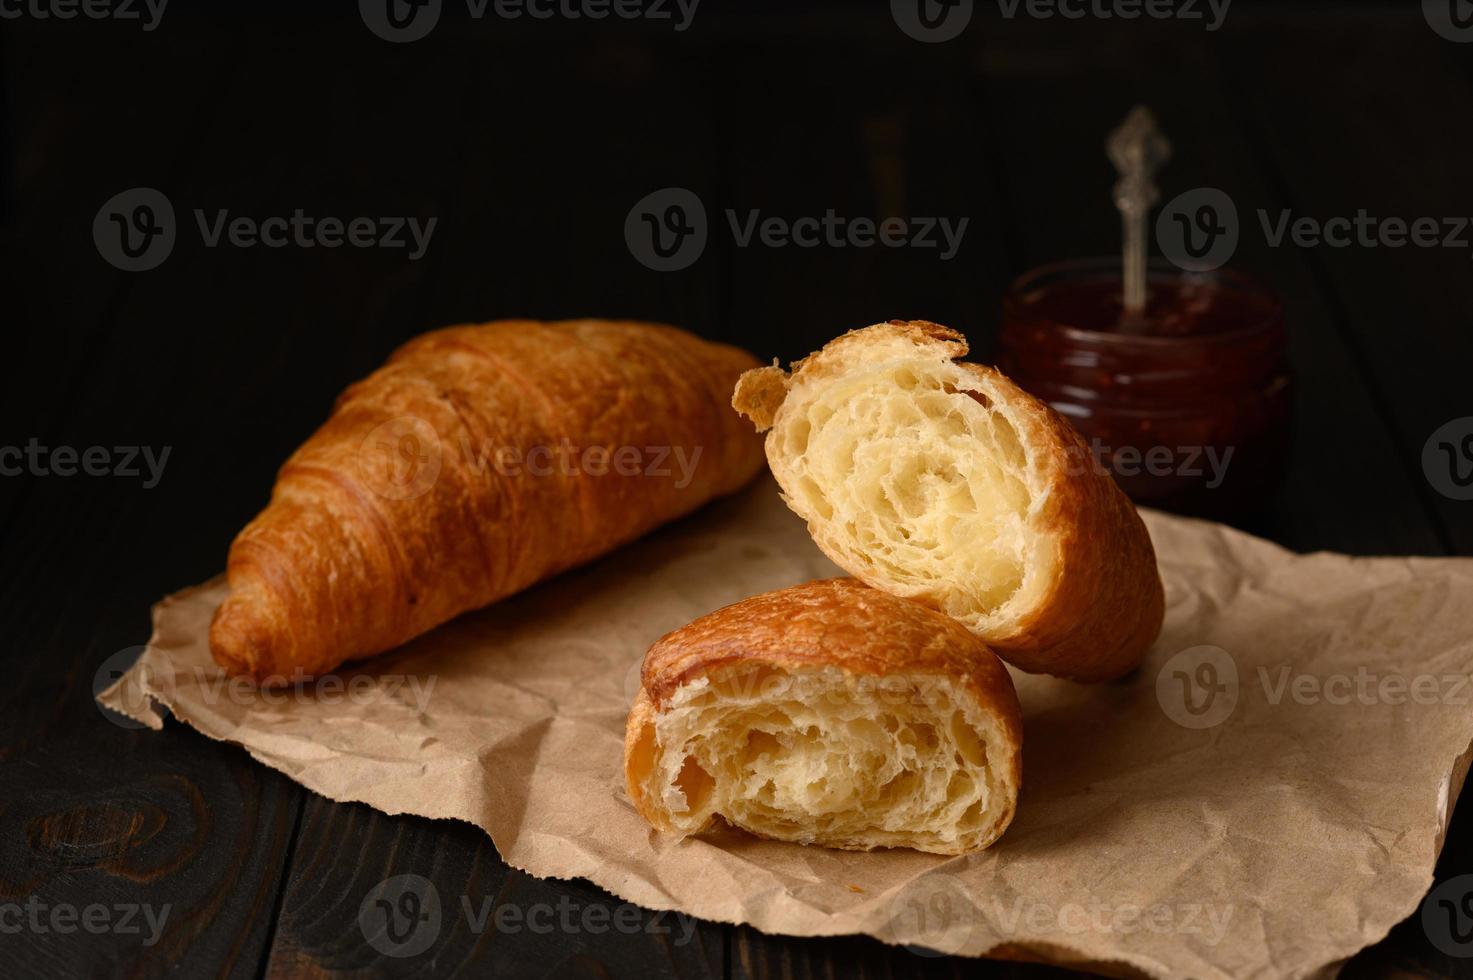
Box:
[732,320,1164,682]
[625,579,1023,855]
[211,319,765,682]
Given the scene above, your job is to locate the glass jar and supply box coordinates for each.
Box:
[997,257,1291,516]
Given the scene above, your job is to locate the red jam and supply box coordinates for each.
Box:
[997,258,1291,516]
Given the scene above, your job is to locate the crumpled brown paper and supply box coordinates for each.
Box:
[99,477,1473,979]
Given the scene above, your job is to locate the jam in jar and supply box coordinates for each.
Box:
[997,257,1291,516]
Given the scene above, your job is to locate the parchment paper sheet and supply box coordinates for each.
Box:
[100,478,1473,978]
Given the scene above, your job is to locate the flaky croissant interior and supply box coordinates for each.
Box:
[753,333,1045,633]
[628,664,1015,854]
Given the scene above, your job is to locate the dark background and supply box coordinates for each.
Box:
[3,1,1473,977]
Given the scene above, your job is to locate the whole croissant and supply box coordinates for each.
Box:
[211,319,765,682]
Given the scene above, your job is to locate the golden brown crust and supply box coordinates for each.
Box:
[732,319,1164,683]
[211,319,766,682]
[625,578,1023,852]
[638,579,1016,714]
[957,362,1165,680]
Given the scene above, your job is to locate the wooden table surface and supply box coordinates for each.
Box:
[3,3,1472,977]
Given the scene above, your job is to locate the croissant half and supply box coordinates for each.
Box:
[732,320,1164,682]
[211,319,765,681]
[625,579,1023,854]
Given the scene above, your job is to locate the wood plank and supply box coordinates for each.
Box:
[0,473,304,979]
[263,798,722,978]
[0,19,236,529]
[250,21,735,977]
[1227,11,1473,554]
